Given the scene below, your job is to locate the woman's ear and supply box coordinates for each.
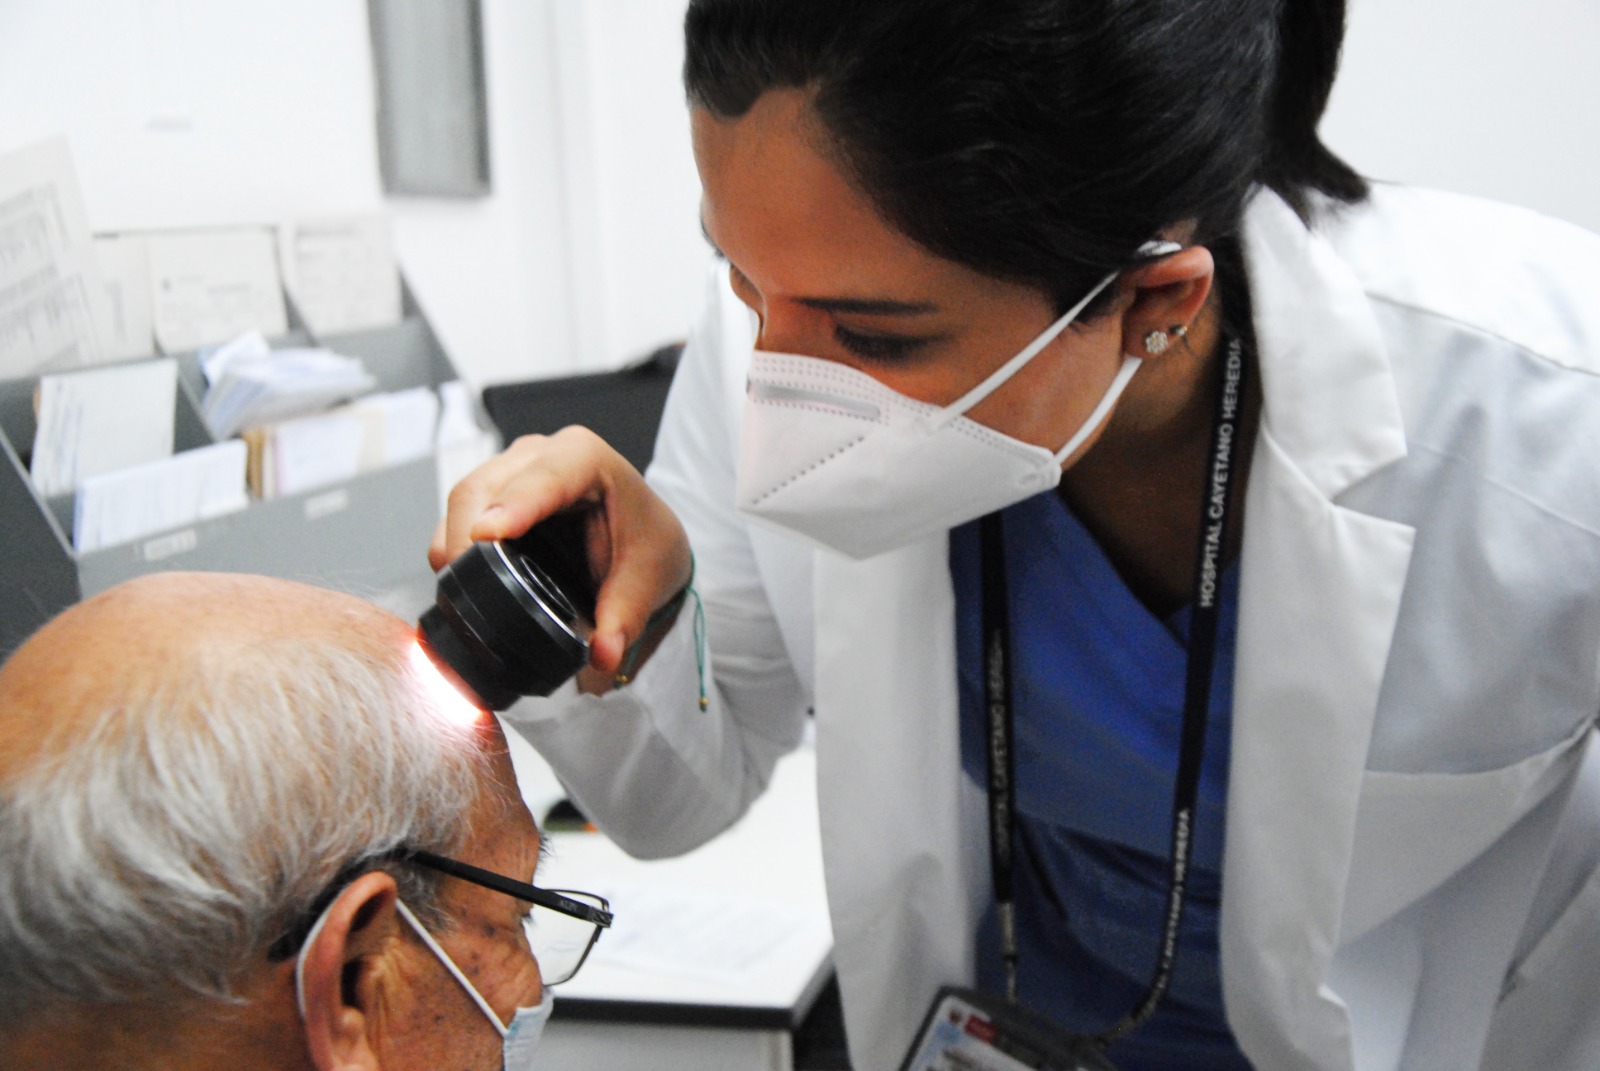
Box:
[297,872,401,1071]
[1117,245,1216,359]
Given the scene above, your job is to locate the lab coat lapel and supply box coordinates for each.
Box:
[812,536,978,1071]
[1222,436,1415,1069]
[1220,193,1417,1069]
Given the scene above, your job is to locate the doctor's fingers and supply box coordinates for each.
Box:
[587,494,694,676]
[429,428,634,570]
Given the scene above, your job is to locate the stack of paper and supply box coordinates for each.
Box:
[200,331,377,439]
[244,385,445,499]
[354,386,440,469]
[73,440,248,553]
[252,408,365,498]
[30,358,179,497]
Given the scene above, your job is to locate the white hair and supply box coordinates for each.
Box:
[0,634,491,1022]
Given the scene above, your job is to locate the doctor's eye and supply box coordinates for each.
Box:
[833,324,927,362]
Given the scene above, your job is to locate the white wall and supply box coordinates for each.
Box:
[0,0,1594,393]
[546,0,705,375]
[388,0,580,386]
[1325,0,1600,233]
[0,0,686,390]
[0,1,382,230]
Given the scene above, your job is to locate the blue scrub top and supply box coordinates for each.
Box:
[950,491,1253,1070]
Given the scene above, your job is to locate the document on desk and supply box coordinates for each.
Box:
[278,216,402,336]
[147,229,288,353]
[30,357,178,497]
[506,736,834,1017]
[0,139,113,377]
[93,235,156,362]
[74,439,248,552]
[585,883,825,988]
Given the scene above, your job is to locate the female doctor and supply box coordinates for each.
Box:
[434,1,1600,1068]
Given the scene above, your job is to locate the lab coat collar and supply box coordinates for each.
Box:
[1240,191,1408,497]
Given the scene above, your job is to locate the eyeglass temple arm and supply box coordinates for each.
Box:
[403,848,614,928]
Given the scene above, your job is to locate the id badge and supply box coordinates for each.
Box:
[900,987,1117,1071]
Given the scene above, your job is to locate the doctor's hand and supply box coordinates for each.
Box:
[430,427,693,690]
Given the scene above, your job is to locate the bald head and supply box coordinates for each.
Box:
[0,572,496,1036]
[0,573,409,772]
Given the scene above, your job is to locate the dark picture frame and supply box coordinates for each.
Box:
[368,0,492,197]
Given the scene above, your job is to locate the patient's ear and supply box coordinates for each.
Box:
[298,872,401,1071]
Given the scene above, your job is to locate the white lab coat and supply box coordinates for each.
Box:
[510,185,1600,1071]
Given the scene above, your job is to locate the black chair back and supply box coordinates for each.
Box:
[481,343,682,474]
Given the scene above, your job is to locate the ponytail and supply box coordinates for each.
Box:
[1260,0,1369,219]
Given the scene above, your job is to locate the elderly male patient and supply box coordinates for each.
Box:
[0,572,610,1071]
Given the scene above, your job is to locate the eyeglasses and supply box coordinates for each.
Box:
[404,849,613,987]
[268,848,613,987]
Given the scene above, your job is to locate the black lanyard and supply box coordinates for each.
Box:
[980,335,1248,1044]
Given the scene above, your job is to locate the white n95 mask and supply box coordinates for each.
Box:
[735,244,1175,559]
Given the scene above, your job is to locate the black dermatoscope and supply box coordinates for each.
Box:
[417,511,598,711]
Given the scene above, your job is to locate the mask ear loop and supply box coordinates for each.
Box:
[929,240,1184,428]
[1050,353,1143,464]
[294,900,338,1021]
[394,899,510,1038]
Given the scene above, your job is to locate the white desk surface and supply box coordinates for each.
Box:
[501,720,835,1029]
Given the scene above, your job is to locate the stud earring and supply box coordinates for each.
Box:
[1143,324,1188,356]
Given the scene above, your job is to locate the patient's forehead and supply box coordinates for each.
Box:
[0,572,410,771]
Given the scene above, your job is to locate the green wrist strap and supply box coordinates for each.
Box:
[612,554,708,711]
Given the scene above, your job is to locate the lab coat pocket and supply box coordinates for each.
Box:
[1338,717,1590,943]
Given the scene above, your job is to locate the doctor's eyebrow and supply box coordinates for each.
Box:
[795,294,939,316]
[699,215,940,317]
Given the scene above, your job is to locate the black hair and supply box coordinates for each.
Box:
[684,0,1367,312]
